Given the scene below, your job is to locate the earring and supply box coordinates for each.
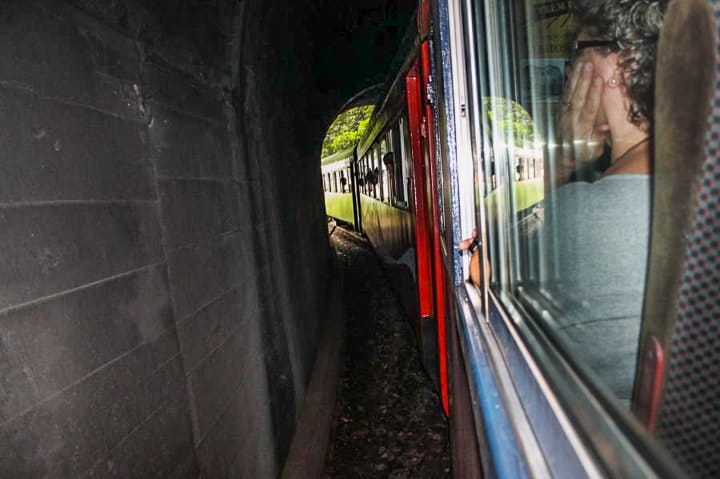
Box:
[607,76,618,88]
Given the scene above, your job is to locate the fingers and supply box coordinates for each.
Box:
[569,62,594,115]
[458,238,474,250]
[558,62,594,132]
[561,62,604,138]
[553,61,606,182]
[458,229,478,251]
[578,75,603,130]
[561,61,583,108]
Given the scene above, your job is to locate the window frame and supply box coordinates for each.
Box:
[448,0,686,476]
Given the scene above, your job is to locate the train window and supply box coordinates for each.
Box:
[372,144,381,200]
[362,154,368,195]
[390,121,407,207]
[384,129,400,206]
[468,0,664,410]
[379,137,390,203]
[365,157,371,195]
[359,157,366,194]
[375,143,382,201]
[358,159,363,194]
[400,116,412,207]
[368,149,375,198]
[363,154,370,196]
[367,153,374,197]
[367,150,373,197]
[373,144,380,201]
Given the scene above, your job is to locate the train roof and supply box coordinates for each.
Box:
[320,146,355,167]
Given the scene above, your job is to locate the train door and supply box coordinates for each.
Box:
[420,39,450,415]
[405,0,450,414]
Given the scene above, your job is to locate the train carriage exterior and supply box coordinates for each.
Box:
[323,0,720,477]
[322,147,359,229]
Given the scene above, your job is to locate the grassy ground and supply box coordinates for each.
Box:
[484,178,544,222]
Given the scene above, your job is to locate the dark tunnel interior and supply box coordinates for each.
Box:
[0,0,416,477]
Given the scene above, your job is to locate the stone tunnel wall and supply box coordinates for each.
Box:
[0,0,330,477]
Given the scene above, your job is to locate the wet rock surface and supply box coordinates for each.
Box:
[324,227,451,478]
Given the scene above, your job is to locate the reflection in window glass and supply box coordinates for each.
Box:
[472,0,662,408]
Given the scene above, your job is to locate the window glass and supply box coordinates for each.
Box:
[372,145,381,199]
[390,123,405,205]
[364,153,371,197]
[363,153,370,196]
[359,157,366,194]
[379,137,389,203]
[379,137,388,203]
[400,116,412,206]
[375,143,382,201]
[471,0,657,409]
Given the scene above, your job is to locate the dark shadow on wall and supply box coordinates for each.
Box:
[0,0,417,477]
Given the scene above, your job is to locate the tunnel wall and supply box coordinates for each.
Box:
[0,0,330,477]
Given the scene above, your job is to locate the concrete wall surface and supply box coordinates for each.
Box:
[0,0,334,477]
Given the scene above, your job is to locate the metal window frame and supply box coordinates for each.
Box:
[440,0,686,477]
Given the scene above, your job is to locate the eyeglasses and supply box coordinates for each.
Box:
[572,40,620,59]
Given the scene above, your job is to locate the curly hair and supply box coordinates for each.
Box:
[574,0,670,129]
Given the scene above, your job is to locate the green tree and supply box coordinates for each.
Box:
[483,97,536,147]
[322,105,374,157]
